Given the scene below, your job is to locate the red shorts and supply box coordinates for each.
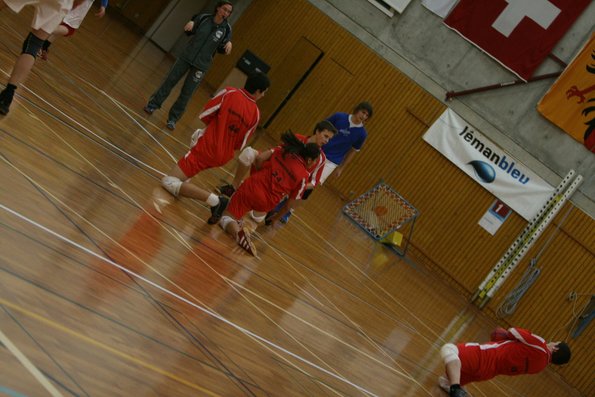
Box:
[177,144,229,178]
[226,179,276,219]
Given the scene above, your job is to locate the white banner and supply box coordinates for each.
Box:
[422,0,458,18]
[423,109,554,220]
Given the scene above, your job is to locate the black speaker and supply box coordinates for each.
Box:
[236,50,270,75]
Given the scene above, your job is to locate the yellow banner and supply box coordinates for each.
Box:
[538,33,595,152]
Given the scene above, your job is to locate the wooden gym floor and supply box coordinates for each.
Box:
[0,7,581,397]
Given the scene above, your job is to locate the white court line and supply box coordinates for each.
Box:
[0,329,65,397]
[72,75,236,179]
[0,203,380,397]
[0,67,167,178]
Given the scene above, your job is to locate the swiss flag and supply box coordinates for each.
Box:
[444,0,592,81]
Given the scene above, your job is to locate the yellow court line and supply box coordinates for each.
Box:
[0,299,223,397]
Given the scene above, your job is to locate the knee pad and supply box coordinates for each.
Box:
[440,343,460,364]
[22,32,45,58]
[250,211,266,223]
[238,146,258,166]
[161,176,182,197]
[219,215,236,230]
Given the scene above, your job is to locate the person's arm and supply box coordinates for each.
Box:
[254,149,274,170]
[490,327,513,342]
[198,88,228,124]
[217,25,233,54]
[333,148,357,178]
[73,0,85,8]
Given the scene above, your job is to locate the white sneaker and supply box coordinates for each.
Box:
[190,128,204,147]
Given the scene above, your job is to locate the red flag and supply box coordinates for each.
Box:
[444,0,592,81]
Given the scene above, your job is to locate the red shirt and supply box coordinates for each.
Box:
[458,328,551,385]
[226,149,310,219]
[293,133,326,187]
[194,87,260,166]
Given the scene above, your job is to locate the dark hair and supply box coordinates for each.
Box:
[244,72,270,94]
[354,101,373,118]
[214,1,233,13]
[281,130,320,161]
[551,342,571,365]
[313,120,337,135]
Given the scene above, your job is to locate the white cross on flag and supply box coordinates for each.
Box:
[444,0,592,81]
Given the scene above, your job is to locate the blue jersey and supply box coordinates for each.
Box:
[322,112,367,164]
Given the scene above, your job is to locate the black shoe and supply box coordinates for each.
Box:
[218,184,235,197]
[0,88,14,115]
[264,210,276,226]
[207,196,228,224]
[143,104,157,115]
[449,385,468,397]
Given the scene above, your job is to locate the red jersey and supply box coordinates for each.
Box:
[178,87,259,177]
[457,328,550,385]
[293,133,326,187]
[226,150,310,219]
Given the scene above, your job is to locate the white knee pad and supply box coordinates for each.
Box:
[161,176,182,197]
[238,146,258,166]
[219,215,236,230]
[440,343,460,364]
[250,211,266,223]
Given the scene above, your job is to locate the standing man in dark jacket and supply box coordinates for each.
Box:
[144,1,233,130]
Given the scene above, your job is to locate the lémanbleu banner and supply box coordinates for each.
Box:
[423,109,554,220]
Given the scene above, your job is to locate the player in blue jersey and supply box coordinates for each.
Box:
[319,102,373,184]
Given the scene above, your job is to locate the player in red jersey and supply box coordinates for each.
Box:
[217,120,337,224]
[214,131,320,255]
[160,73,270,214]
[440,327,571,397]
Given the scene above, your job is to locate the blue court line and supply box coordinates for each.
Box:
[0,385,29,397]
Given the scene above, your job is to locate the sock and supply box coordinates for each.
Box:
[206,193,219,207]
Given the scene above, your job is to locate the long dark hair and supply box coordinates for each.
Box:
[280,130,320,161]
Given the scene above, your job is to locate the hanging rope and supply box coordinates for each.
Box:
[497,205,574,318]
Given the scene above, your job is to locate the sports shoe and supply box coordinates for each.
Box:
[236,228,257,256]
[218,184,235,197]
[0,87,14,115]
[166,120,176,130]
[279,209,294,224]
[207,195,228,224]
[449,385,468,397]
[143,104,157,115]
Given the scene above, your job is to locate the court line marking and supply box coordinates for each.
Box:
[0,139,364,394]
[0,203,379,397]
[243,223,425,384]
[0,67,167,178]
[0,329,65,397]
[292,211,447,343]
[0,386,29,397]
[0,97,410,393]
[0,301,222,397]
[4,54,429,393]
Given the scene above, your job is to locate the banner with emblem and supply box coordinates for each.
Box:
[537,33,595,152]
[444,0,591,81]
[423,109,554,220]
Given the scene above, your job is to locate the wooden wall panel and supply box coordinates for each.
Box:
[204,1,595,393]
